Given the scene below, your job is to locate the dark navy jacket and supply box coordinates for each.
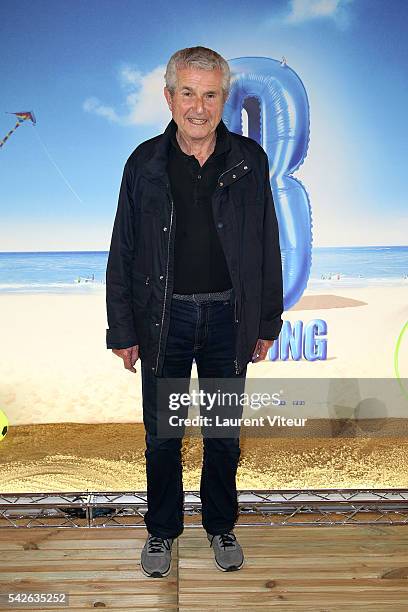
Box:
[106,118,284,376]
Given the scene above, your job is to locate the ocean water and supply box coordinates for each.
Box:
[0,246,407,294]
[306,245,408,290]
[0,251,106,294]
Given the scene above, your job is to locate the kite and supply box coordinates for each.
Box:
[0,111,36,148]
[0,109,83,203]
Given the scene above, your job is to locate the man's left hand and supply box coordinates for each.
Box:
[251,339,274,363]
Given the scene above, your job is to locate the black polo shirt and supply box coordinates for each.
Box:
[167,119,233,294]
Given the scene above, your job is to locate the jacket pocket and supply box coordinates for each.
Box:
[231,172,261,206]
[131,271,152,310]
[139,178,163,216]
[243,277,262,301]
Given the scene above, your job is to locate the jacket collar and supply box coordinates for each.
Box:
[141,118,251,188]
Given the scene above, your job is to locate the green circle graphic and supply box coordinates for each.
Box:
[394,320,408,400]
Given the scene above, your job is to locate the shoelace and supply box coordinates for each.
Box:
[147,535,172,553]
[210,531,237,550]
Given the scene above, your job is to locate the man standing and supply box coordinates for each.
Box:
[106,46,283,577]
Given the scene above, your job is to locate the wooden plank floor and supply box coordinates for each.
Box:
[0,525,407,610]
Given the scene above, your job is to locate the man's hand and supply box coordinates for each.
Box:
[251,339,274,363]
[112,345,139,373]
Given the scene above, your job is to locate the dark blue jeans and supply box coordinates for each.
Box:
[141,292,247,539]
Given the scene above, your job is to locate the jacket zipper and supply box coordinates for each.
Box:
[217,159,245,376]
[216,159,245,186]
[154,190,174,375]
[234,291,241,374]
[233,204,241,376]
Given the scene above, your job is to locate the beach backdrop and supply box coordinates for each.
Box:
[1,0,407,429]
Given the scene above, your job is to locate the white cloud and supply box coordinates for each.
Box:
[83,64,171,129]
[83,97,121,123]
[120,66,143,88]
[124,65,170,127]
[285,0,353,27]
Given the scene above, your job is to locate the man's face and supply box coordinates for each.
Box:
[164,66,226,142]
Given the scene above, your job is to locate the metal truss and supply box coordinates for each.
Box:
[0,489,408,529]
[0,489,408,528]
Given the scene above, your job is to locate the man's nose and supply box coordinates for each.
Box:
[193,96,204,114]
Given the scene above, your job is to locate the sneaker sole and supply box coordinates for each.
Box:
[140,561,171,578]
[213,556,244,572]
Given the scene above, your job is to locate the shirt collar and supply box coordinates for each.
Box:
[169,118,230,159]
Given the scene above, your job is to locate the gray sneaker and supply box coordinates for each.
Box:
[207,530,244,571]
[141,533,174,578]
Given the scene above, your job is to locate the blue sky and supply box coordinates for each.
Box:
[1,0,407,250]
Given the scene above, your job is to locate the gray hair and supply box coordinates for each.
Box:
[165,46,230,98]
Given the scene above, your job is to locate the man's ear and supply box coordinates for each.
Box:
[164,87,173,111]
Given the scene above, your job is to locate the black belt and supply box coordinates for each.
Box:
[172,288,233,303]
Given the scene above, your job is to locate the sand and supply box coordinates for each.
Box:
[1,423,408,493]
[0,285,407,426]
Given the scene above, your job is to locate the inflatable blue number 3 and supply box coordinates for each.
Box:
[223,57,312,310]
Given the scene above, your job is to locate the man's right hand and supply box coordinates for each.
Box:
[112,345,139,373]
